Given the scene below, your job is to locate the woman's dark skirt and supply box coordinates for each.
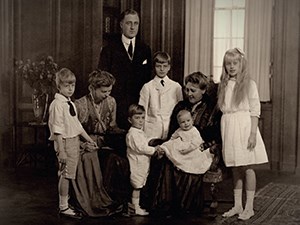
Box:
[141,156,204,216]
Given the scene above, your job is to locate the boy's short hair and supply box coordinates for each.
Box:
[176,109,192,122]
[128,104,145,118]
[55,68,76,88]
[153,51,171,65]
[88,70,115,89]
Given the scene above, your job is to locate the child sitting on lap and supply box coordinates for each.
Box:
[158,109,213,174]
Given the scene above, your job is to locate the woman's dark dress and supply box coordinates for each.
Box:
[141,83,222,216]
[71,94,130,217]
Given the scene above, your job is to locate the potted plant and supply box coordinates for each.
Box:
[15,56,59,123]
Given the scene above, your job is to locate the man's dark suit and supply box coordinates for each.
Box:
[98,35,152,130]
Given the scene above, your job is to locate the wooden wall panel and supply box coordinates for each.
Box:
[260,103,272,170]
[140,0,185,84]
[272,0,300,173]
[0,0,14,167]
[14,1,54,59]
[14,0,102,110]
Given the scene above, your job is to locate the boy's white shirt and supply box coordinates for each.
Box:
[48,93,84,141]
[139,75,183,139]
[126,126,156,188]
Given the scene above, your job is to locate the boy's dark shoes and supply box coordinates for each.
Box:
[59,207,83,219]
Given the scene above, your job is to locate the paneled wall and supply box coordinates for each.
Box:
[14,0,102,101]
[140,0,185,85]
[0,0,14,167]
[272,0,300,173]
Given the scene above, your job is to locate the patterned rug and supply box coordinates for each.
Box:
[218,182,300,225]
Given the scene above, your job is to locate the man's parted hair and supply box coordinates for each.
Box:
[119,9,139,22]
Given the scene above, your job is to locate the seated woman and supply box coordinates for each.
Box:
[71,70,130,217]
[141,71,222,217]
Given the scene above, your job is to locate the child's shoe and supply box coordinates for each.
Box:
[134,205,149,216]
[222,206,243,218]
[59,207,83,219]
[238,209,254,220]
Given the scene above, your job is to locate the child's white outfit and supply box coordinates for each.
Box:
[220,79,268,167]
[126,127,156,189]
[160,126,213,174]
[48,93,85,179]
[139,75,183,139]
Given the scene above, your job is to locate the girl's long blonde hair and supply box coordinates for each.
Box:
[217,48,250,108]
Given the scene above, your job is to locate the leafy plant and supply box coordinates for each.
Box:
[15,56,58,98]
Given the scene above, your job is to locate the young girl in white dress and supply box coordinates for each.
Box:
[218,48,268,220]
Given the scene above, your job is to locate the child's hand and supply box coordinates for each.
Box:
[90,141,98,148]
[155,146,165,159]
[247,132,257,150]
[85,141,98,152]
[58,151,67,164]
[199,143,205,152]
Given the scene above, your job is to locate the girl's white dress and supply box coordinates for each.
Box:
[220,79,268,167]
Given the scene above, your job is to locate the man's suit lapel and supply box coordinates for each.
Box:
[132,40,143,63]
[117,38,132,62]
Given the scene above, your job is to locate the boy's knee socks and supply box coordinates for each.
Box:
[59,195,68,210]
[132,197,139,206]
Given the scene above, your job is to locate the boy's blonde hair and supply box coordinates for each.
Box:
[55,68,76,89]
[153,51,171,65]
[128,104,145,118]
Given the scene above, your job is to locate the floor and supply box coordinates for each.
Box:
[0,164,299,225]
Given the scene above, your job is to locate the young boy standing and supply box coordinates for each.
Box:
[139,51,183,140]
[126,104,161,216]
[48,68,96,219]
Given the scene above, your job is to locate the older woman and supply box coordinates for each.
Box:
[71,70,130,217]
[141,71,222,217]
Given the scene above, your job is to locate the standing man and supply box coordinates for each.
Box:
[98,9,152,130]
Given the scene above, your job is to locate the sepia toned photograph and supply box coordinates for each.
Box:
[0,0,299,224]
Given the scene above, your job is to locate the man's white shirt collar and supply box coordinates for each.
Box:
[122,34,136,50]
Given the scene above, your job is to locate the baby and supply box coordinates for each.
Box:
[159,109,213,174]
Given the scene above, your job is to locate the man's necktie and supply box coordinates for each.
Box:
[161,79,165,87]
[67,101,76,116]
[128,41,133,58]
